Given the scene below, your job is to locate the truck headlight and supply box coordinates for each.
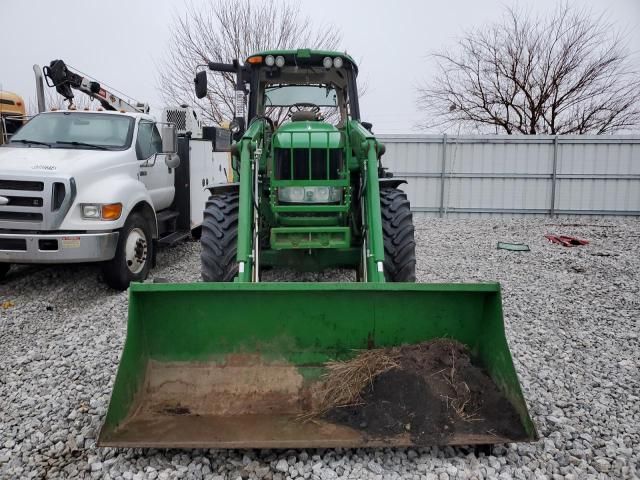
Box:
[82,204,101,218]
[278,187,342,203]
[81,203,122,220]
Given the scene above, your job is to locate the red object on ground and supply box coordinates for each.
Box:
[544,234,589,247]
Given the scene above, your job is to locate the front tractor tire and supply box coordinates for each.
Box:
[201,192,239,282]
[102,212,153,291]
[380,187,416,282]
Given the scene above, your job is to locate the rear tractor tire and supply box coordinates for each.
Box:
[201,192,239,282]
[102,212,153,291]
[380,187,416,282]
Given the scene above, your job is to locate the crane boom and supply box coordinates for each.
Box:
[43,59,149,113]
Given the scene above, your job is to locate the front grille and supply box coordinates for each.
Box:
[0,177,74,229]
[0,238,27,251]
[0,212,43,222]
[0,180,44,191]
[275,148,343,180]
[2,196,43,207]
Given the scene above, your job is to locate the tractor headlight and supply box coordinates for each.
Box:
[264,55,275,66]
[275,55,285,67]
[278,187,342,203]
[322,56,333,69]
[333,56,343,68]
[279,187,305,203]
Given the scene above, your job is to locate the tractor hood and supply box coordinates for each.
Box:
[273,121,342,149]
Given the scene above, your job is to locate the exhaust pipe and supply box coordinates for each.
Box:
[33,65,45,113]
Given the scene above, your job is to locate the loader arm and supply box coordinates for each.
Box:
[235,119,266,282]
[348,120,386,283]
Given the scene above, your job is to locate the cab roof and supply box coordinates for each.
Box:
[247,49,358,74]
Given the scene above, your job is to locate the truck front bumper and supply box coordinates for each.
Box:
[0,232,119,264]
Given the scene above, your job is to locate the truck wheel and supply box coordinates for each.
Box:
[102,212,153,290]
[0,263,10,280]
[380,187,416,282]
[201,192,239,282]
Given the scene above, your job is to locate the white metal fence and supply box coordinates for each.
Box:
[379,134,640,218]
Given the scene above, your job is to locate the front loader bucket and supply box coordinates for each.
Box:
[99,282,537,449]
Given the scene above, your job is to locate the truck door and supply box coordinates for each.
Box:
[136,120,175,211]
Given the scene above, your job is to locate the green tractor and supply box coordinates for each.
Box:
[198,50,414,283]
[98,50,536,448]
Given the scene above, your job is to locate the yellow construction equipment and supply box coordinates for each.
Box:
[0,91,26,144]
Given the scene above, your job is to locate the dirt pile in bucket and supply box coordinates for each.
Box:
[312,339,527,444]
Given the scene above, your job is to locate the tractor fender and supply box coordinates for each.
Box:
[379,178,407,190]
[206,182,240,197]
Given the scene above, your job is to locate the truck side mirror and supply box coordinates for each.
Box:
[195,71,208,99]
[161,125,177,154]
[161,125,181,169]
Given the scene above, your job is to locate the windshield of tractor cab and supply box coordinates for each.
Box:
[9,112,134,150]
[261,83,344,126]
[264,85,338,107]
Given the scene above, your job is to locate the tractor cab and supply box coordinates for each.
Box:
[195,50,361,135]
[246,51,359,129]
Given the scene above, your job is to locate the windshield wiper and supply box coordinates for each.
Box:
[10,139,52,147]
[55,141,110,151]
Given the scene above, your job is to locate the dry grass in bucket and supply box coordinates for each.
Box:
[300,348,401,420]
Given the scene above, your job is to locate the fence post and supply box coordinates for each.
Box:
[550,135,558,217]
[439,134,447,217]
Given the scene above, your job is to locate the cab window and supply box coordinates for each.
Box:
[136,121,162,160]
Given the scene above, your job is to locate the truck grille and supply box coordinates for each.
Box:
[1,196,43,207]
[0,212,43,221]
[274,148,343,181]
[0,179,44,191]
[0,176,75,230]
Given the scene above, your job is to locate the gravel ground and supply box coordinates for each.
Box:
[0,217,638,480]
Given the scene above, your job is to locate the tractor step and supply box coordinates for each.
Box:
[158,230,190,247]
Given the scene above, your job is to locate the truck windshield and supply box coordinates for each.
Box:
[9,112,134,150]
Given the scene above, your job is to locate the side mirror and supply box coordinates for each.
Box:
[195,70,208,99]
[161,125,180,168]
[161,125,177,154]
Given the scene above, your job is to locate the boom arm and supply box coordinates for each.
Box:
[43,59,149,113]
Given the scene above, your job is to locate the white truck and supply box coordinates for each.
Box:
[0,61,230,289]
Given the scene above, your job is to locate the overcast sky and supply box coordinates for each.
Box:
[1,0,638,133]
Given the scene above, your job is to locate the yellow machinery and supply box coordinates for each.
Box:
[0,91,26,144]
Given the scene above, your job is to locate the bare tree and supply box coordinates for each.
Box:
[27,89,94,116]
[417,4,640,134]
[157,0,342,125]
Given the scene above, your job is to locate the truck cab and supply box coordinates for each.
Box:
[0,109,183,289]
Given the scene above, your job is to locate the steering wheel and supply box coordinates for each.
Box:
[287,102,321,118]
